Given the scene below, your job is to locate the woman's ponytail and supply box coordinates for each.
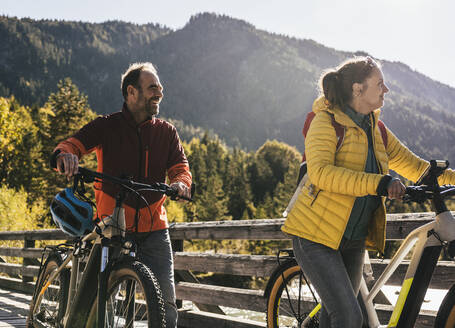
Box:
[318,56,379,110]
[321,70,344,108]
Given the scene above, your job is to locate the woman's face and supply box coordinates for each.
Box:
[356,67,389,113]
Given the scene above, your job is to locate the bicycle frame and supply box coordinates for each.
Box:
[32,206,126,328]
[298,209,455,328]
[363,208,455,327]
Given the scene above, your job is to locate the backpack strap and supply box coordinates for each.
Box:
[298,112,388,185]
[377,120,388,149]
[301,112,345,162]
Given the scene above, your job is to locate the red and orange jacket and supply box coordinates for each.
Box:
[53,104,192,232]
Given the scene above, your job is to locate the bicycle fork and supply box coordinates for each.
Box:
[97,238,109,327]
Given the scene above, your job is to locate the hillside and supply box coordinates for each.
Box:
[1,13,455,163]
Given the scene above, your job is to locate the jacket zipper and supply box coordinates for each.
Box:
[310,190,321,206]
[134,127,143,233]
[144,146,149,178]
[370,115,383,174]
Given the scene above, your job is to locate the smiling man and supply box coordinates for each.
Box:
[51,62,192,328]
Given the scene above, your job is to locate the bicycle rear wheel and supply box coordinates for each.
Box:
[267,264,319,328]
[87,259,166,328]
[435,284,455,328]
[27,253,70,328]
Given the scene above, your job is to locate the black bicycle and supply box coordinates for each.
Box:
[27,167,192,327]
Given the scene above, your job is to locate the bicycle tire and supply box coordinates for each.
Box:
[26,253,70,328]
[435,283,455,328]
[86,259,166,328]
[266,264,319,328]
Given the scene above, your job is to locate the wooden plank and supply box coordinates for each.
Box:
[176,283,436,326]
[0,277,35,295]
[175,269,224,314]
[174,252,277,278]
[0,263,39,278]
[0,213,440,241]
[385,213,434,240]
[177,309,266,328]
[371,259,455,289]
[174,252,455,289]
[0,248,44,258]
[375,304,436,327]
[176,282,265,312]
[170,219,287,240]
[1,251,453,289]
[0,230,69,241]
[169,214,436,240]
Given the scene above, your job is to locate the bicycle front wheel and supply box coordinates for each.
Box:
[267,264,319,328]
[88,260,166,328]
[27,253,70,328]
[435,284,455,328]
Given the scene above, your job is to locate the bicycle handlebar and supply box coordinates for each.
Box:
[76,167,193,201]
[404,185,455,203]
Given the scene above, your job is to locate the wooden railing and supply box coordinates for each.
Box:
[0,213,453,328]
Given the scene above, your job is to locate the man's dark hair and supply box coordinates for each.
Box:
[121,62,158,101]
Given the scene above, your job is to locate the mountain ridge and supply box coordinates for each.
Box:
[1,13,455,163]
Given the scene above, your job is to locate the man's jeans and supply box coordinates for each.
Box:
[136,229,177,328]
[292,236,365,328]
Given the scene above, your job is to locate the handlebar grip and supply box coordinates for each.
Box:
[169,183,195,202]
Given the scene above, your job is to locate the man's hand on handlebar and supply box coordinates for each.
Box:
[169,181,191,202]
[56,153,79,179]
[387,179,406,200]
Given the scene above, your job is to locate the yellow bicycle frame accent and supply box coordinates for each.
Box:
[308,303,321,318]
[387,278,414,327]
[39,280,52,296]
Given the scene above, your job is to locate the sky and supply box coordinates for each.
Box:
[2,0,455,88]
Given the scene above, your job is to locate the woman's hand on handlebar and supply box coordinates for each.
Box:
[387,179,406,200]
[169,181,191,202]
[56,153,79,179]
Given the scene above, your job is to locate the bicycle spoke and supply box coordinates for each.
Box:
[276,270,319,328]
[104,276,149,327]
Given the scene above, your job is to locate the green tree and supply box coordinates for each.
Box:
[186,136,231,221]
[223,148,255,220]
[44,78,97,150]
[42,78,98,195]
[0,96,45,196]
[248,140,301,207]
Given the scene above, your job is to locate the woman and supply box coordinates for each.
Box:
[282,56,455,327]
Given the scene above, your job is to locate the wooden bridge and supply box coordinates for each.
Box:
[0,213,453,327]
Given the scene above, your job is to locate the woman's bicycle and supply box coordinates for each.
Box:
[264,160,455,327]
[27,167,192,328]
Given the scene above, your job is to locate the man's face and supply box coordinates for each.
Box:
[134,70,164,117]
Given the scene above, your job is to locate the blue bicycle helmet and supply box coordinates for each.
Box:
[50,188,95,237]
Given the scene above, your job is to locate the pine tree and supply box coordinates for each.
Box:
[44,78,97,151]
[41,78,98,196]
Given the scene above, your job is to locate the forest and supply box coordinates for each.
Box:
[1,13,454,261]
[0,78,435,259]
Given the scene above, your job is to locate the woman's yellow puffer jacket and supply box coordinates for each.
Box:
[282,96,455,253]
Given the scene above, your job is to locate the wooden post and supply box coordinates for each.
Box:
[23,238,35,283]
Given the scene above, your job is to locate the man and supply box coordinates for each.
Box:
[51,62,192,328]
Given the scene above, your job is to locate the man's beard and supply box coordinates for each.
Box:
[145,99,159,117]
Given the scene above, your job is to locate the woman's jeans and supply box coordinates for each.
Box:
[135,229,178,328]
[292,236,365,328]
